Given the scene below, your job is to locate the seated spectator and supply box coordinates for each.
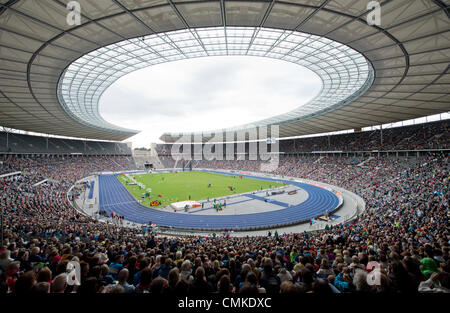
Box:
[104,285,125,294]
[217,275,233,295]
[259,259,281,294]
[136,268,152,293]
[78,277,100,294]
[150,277,169,294]
[316,259,333,278]
[14,271,36,295]
[189,267,213,294]
[349,256,365,271]
[174,279,189,295]
[388,261,417,293]
[418,272,450,293]
[0,250,12,273]
[420,257,440,279]
[157,258,173,280]
[312,278,333,294]
[108,255,124,279]
[33,282,50,294]
[52,274,68,293]
[180,260,194,284]
[333,268,352,293]
[116,269,135,293]
[37,267,52,284]
[167,268,180,294]
[352,270,371,294]
[294,268,315,292]
[280,281,303,294]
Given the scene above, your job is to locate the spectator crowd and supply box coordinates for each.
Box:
[0,133,448,295]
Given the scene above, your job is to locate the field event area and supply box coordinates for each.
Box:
[117,171,285,207]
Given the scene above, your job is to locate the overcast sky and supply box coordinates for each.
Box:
[99,56,321,148]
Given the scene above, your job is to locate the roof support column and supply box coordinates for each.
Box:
[380,124,383,147]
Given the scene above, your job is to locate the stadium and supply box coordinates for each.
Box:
[0,0,449,301]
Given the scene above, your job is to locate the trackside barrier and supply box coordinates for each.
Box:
[68,168,364,234]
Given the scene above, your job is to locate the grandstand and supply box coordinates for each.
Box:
[0,0,449,301]
[156,119,450,157]
[0,131,132,155]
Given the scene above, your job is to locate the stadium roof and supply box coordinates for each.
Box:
[0,0,449,142]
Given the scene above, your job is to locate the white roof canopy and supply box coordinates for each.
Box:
[0,0,449,142]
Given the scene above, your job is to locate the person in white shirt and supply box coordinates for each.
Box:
[418,272,450,293]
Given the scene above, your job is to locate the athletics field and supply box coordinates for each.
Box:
[117,171,284,208]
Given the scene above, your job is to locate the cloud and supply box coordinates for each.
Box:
[99,56,321,147]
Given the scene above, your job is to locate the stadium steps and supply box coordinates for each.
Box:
[314,156,325,164]
[149,156,164,169]
[357,157,375,167]
[111,158,124,169]
[90,161,110,172]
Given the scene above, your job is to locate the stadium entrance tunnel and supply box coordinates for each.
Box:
[57,26,373,140]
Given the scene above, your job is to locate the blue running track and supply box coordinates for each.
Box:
[244,193,290,208]
[98,170,339,230]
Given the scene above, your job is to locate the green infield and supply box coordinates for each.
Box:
[117,171,284,208]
